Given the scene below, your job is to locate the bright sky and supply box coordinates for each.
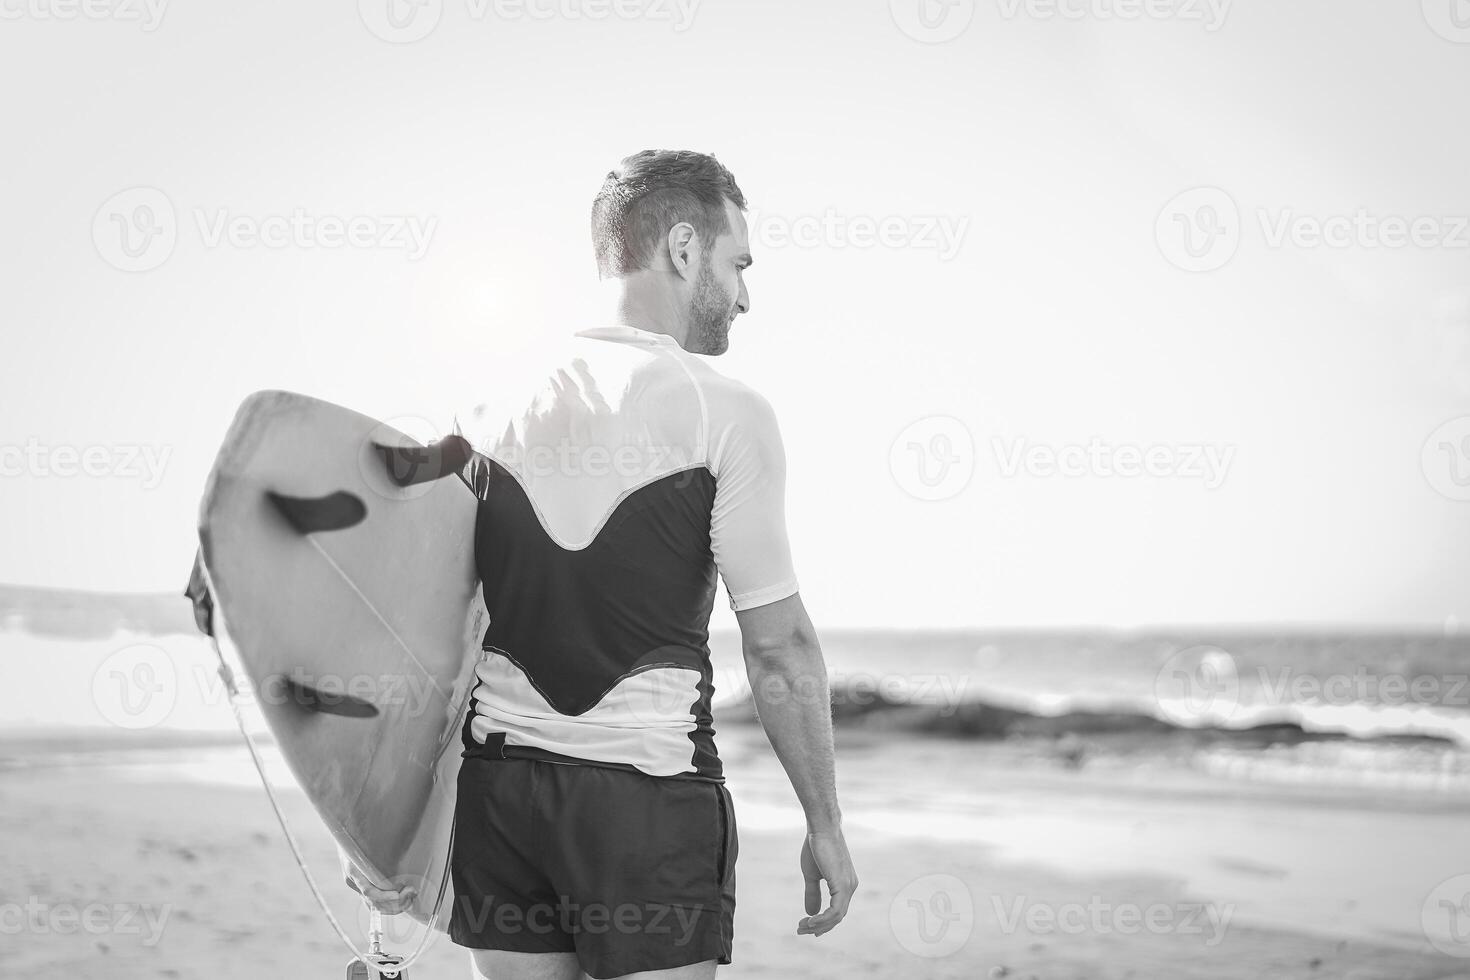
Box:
[1,0,1467,629]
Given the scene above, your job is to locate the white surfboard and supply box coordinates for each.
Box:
[187,390,486,933]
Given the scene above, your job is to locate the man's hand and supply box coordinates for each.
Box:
[797,829,857,936]
[344,864,418,915]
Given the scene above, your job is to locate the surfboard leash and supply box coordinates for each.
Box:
[205,605,452,976]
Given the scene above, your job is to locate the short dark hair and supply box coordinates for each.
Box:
[591,149,747,278]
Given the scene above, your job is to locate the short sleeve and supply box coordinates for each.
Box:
[707,384,799,611]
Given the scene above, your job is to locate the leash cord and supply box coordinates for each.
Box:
[212,634,454,975]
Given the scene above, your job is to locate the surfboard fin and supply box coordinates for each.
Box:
[184,547,216,637]
[279,676,380,718]
[266,490,368,535]
[372,434,472,488]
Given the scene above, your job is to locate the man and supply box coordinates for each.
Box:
[361,149,856,980]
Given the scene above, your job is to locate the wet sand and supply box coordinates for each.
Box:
[2,725,1468,979]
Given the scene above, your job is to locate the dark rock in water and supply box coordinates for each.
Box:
[814,675,1459,752]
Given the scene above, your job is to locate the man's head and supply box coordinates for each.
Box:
[591,150,752,355]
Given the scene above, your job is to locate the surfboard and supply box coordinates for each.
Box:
[185,390,485,932]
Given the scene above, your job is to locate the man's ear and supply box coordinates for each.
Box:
[666,222,698,280]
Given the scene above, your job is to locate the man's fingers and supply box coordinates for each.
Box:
[344,863,420,914]
[803,872,822,915]
[361,884,417,914]
[828,879,855,920]
[799,893,846,935]
[798,835,857,936]
[797,878,857,936]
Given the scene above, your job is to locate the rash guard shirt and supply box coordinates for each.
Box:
[456,324,799,781]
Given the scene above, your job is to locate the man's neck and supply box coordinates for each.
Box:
[609,277,689,350]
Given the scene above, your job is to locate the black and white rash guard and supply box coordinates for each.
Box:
[456,324,799,782]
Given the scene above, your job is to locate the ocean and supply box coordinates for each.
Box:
[3,585,1467,797]
[710,628,1470,796]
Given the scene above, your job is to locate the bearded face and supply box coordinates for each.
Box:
[688,253,737,356]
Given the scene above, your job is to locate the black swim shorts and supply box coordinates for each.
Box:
[449,756,738,979]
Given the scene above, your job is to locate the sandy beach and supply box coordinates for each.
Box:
[4,720,1468,980]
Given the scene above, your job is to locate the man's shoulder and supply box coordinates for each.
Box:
[678,355,776,427]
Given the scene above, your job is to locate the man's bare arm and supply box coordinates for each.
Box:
[735,592,857,936]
